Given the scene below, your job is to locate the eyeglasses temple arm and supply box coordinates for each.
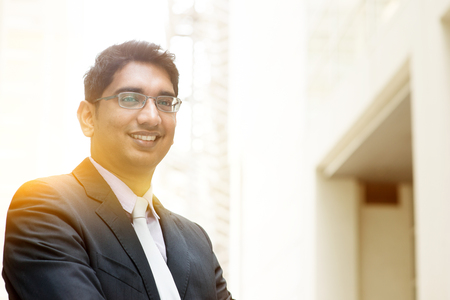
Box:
[92,95,118,103]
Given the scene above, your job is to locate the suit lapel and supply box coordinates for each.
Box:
[153,197,191,299]
[72,158,160,300]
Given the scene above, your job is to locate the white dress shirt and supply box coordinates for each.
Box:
[89,157,167,262]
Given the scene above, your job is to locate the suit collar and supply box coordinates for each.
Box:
[72,158,161,300]
[72,158,112,203]
[88,157,160,219]
[73,158,191,299]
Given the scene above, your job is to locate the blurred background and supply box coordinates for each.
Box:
[1,0,450,299]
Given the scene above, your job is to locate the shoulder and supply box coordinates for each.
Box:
[5,175,88,253]
[16,174,77,193]
[13,173,80,199]
[13,174,76,201]
[9,173,89,217]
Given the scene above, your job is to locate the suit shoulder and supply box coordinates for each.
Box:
[19,173,75,187]
[12,174,79,206]
[16,173,77,192]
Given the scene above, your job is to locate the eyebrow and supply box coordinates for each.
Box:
[113,87,144,95]
[113,86,176,97]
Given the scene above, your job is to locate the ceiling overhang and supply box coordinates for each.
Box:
[319,83,413,183]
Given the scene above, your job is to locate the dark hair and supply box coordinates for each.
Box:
[84,40,179,101]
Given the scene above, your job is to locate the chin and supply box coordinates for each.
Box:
[128,156,161,169]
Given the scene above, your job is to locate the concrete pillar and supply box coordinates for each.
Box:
[410,1,450,298]
[315,176,359,300]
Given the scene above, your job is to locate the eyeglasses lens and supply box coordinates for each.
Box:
[156,96,180,112]
[118,93,144,108]
[118,92,181,112]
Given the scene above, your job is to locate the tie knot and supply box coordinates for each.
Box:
[132,197,148,219]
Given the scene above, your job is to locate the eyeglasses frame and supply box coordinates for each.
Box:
[92,92,182,113]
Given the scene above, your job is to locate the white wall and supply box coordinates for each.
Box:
[228,0,310,299]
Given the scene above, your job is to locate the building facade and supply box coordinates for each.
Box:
[229,0,450,299]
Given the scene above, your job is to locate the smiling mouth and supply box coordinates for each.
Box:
[130,134,156,141]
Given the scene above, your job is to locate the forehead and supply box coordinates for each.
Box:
[104,61,174,96]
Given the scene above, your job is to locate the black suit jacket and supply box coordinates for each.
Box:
[3,158,232,300]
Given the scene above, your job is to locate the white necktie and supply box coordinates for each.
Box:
[132,197,180,300]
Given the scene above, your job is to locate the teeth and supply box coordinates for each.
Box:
[131,134,156,141]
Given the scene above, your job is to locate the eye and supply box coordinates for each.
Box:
[122,96,139,102]
[159,101,171,106]
[118,93,143,108]
[157,97,175,106]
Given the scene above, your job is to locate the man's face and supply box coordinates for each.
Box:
[90,61,177,176]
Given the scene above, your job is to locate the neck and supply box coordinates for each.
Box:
[115,171,153,197]
[91,157,155,197]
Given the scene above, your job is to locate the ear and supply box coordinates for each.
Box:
[77,101,95,137]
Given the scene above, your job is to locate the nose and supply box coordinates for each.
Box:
[136,98,162,127]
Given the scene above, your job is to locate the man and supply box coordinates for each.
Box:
[3,40,233,300]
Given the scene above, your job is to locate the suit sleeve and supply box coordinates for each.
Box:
[2,180,106,300]
[196,225,234,300]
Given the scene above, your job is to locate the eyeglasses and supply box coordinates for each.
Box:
[93,92,182,113]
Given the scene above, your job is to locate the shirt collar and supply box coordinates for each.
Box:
[89,157,160,220]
